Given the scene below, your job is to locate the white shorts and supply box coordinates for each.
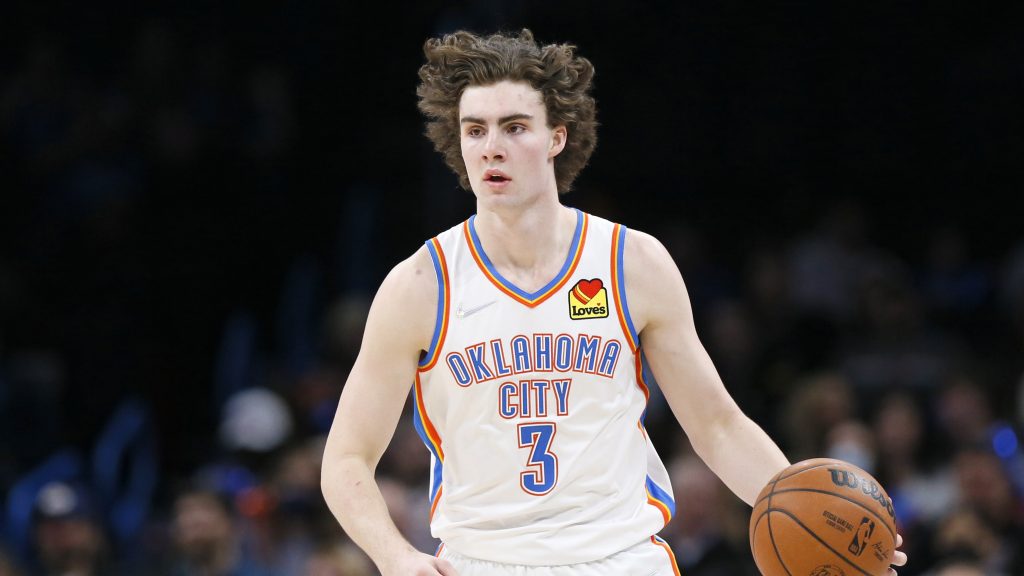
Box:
[438,536,680,576]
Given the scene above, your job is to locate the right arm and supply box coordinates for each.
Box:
[321,247,458,576]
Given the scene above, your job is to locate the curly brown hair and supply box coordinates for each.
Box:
[416,29,597,194]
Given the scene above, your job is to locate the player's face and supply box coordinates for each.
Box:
[459,80,567,207]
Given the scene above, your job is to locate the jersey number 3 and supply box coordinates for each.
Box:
[518,422,558,495]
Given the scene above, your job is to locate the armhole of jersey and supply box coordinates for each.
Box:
[419,238,450,370]
[610,224,640,353]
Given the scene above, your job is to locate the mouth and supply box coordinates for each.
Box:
[483,169,510,185]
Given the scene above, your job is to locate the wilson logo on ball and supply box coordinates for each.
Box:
[828,468,896,520]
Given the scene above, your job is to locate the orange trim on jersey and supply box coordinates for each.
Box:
[429,485,443,521]
[635,349,673,525]
[651,536,682,576]
[413,373,444,460]
[647,492,673,526]
[420,238,450,371]
[633,351,650,403]
[610,224,640,353]
[462,214,588,308]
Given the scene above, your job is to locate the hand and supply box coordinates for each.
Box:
[382,551,460,576]
[887,533,908,576]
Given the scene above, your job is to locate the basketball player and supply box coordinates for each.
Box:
[321,30,907,576]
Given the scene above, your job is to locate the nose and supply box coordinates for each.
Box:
[482,131,505,162]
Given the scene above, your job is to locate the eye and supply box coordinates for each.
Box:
[466,126,485,137]
[507,124,526,134]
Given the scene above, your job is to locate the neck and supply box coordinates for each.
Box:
[473,200,577,288]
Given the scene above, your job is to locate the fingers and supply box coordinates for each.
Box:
[893,550,908,567]
[435,558,460,576]
[889,532,907,573]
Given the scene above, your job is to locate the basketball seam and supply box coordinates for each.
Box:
[753,463,840,508]
[765,472,794,576]
[764,507,877,576]
[766,487,897,541]
[776,461,846,482]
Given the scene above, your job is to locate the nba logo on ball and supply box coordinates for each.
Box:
[568,278,608,319]
[849,517,876,556]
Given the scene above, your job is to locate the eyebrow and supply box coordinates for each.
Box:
[460,113,534,125]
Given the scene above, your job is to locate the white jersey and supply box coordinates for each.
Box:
[413,209,675,566]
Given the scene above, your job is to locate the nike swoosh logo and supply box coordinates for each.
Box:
[456,300,496,318]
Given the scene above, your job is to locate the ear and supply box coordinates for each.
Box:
[548,125,568,159]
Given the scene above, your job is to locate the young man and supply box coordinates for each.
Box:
[321,30,906,576]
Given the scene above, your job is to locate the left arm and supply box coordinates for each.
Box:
[624,229,788,505]
[623,229,907,572]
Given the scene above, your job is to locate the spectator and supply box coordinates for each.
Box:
[937,378,996,451]
[824,419,876,474]
[873,391,956,530]
[166,487,273,576]
[946,448,1024,574]
[928,508,1012,576]
[260,441,329,575]
[781,371,855,460]
[30,481,112,576]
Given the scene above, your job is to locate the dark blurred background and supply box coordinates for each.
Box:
[1,1,1023,575]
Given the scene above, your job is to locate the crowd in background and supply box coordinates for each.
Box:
[2,2,1023,575]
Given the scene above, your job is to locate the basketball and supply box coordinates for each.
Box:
[749,458,897,576]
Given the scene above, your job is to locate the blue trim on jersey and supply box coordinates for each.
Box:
[639,351,654,425]
[640,351,658,392]
[411,386,444,501]
[616,224,640,346]
[420,240,446,368]
[646,475,677,518]
[467,208,583,300]
[428,458,442,503]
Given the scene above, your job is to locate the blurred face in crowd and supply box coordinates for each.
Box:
[933,509,1001,565]
[939,380,992,447]
[173,492,233,563]
[34,516,106,575]
[875,392,922,460]
[954,450,1014,524]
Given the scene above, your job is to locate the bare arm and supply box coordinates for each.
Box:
[624,230,908,572]
[624,230,789,505]
[321,247,457,576]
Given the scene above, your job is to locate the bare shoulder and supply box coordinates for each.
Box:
[391,245,438,293]
[366,245,439,353]
[622,228,674,270]
[621,228,684,295]
[621,228,691,333]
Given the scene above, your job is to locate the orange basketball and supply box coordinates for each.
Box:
[749,458,898,576]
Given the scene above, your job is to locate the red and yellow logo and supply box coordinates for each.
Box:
[568,278,609,320]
